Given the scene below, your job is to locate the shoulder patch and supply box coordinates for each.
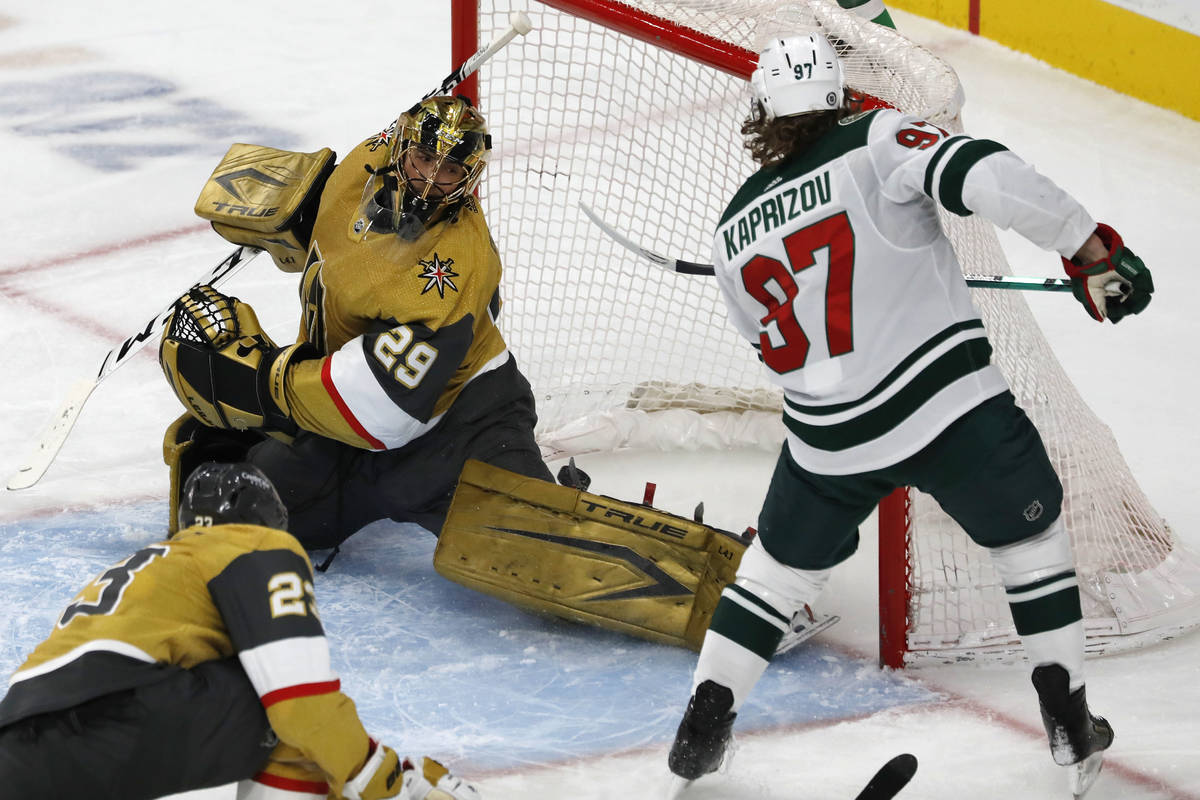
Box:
[368,121,397,152]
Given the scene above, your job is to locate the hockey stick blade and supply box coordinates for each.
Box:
[854,753,918,800]
[666,750,915,800]
[6,246,261,491]
[7,379,98,491]
[580,202,716,277]
[580,202,1094,293]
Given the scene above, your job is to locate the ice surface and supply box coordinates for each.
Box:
[0,4,1197,799]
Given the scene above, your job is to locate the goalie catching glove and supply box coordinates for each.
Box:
[1062,223,1154,323]
[159,285,314,434]
[343,744,480,800]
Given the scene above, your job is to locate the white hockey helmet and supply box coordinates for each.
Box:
[750,32,844,120]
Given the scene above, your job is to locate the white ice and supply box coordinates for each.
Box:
[0,3,1198,799]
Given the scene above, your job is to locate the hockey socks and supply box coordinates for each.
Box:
[692,539,830,710]
[988,517,1085,688]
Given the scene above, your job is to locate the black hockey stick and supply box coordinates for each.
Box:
[580,202,1085,293]
[855,753,918,800]
[667,752,917,800]
[7,13,536,492]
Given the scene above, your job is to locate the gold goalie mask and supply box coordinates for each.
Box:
[359,95,491,241]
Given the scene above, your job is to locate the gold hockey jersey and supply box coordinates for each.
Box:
[0,524,374,796]
[280,133,512,450]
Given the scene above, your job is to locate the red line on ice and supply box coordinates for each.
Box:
[0,223,207,279]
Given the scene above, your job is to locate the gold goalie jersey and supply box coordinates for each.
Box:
[281,134,511,450]
[0,525,375,795]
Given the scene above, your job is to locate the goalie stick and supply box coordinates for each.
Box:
[667,752,917,800]
[581,202,1096,294]
[6,12,536,492]
[6,246,261,491]
[422,11,532,101]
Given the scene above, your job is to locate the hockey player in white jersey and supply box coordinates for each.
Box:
[666,32,1152,799]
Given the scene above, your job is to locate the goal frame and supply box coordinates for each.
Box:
[451,0,916,668]
[449,0,1198,671]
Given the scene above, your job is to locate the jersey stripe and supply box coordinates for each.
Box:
[321,357,387,449]
[922,135,971,199]
[785,320,985,416]
[937,139,1009,216]
[261,678,342,708]
[7,639,155,687]
[250,771,329,797]
[325,338,445,449]
[238,636,338,700]
[782,337,994,450]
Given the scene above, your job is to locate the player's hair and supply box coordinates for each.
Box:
[742,106,850,167]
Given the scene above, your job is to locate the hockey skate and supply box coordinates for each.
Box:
[666,680,737,799]
[1031,664,1114,799]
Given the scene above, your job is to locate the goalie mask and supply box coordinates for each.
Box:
[361,95,491,240]
[750,32,844,120]
[178,461,288,531]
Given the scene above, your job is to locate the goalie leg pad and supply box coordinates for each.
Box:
[434,460,751,650]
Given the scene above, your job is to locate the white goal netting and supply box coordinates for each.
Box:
[463,0,1200,663]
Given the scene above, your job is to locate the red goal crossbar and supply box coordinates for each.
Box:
[452,0,755,107]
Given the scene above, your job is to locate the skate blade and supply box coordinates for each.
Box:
[665,775,693,800]
[1068,751,1105,798]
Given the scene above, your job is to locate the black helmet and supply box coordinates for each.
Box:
[178,462,288,531]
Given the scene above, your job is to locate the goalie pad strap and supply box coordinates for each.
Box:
[435,460,749,650]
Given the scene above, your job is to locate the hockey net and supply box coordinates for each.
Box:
[453,0,1200,665]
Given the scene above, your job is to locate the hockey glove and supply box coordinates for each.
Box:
[159,285,315,434]
[398,756,481,800]
[1062,223,1154,323]
[342,741,405,800]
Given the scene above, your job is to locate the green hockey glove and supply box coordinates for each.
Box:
[1062,223,1154,323]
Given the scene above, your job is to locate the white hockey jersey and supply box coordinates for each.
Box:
[712,108,1095,475]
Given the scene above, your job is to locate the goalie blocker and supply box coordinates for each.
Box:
[436,460,752,650]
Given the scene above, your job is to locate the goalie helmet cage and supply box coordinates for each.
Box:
[451,0,1200,667]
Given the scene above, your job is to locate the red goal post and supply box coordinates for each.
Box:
[451,0,1200,669]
